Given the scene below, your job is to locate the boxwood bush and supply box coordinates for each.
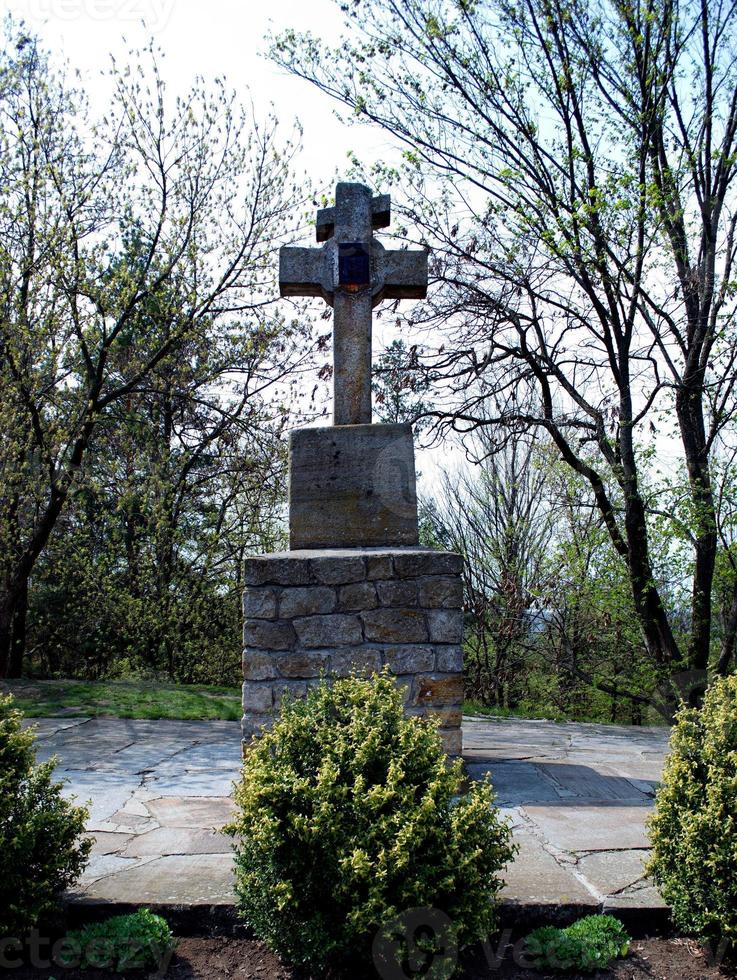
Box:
[229,672,515,975]
[0,693,91,937]
[647,674,737,941]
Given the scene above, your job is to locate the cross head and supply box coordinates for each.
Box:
[279,182,428,426]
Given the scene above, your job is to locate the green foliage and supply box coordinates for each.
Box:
[0,694,90,936]
[5,678,242,721]
[228,672,516,974]
[525,915,631,972]
[647,675,737,940]
[62,909,175,971]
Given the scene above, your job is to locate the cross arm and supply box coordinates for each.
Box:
[316,193,391,242]
[279,246,325,298]
[381,248,428,300]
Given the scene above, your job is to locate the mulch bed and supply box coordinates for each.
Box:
[3,935,735,979]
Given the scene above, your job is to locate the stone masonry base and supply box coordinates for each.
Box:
[241,548,464,756]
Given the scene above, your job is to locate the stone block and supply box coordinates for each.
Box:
[243,620,296,651]
[366,554,393,579]
[418,576,464,609]
[383,645,435,673]
[407,704,463,728]
[294,613,363,648]
[242,650,279,681]
[242,717,268,745]
[394,551,462,579]
[338,580,378,611]
[427,608,464,644]
[273,679,308,708]
[414,673,465,705]
[310,555,366,585]
[439,728,463,757]
[362,607,428,643]
[392,674,414,703]
[275,651,331,678]
[331,648,383,677]
[242,681,273,713]
[243,556,313,587]
[242,587,277,619]
[279,586,336,619]
[376,579,418,607]
[289,424,419,548]
[434,645,464,672]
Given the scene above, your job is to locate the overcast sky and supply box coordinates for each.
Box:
[5,0,397,188]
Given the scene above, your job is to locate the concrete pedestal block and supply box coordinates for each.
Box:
[288,424,419,549]
[242,547,463,757]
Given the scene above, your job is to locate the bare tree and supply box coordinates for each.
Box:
[428,423,554,706]
[0,28,306,676]
[274,0,737,684]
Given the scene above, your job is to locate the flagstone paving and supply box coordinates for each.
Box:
[25,715,672,928]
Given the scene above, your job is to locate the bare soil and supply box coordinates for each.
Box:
[3,935,734,979]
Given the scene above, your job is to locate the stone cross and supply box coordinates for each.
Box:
[279,182,428,426]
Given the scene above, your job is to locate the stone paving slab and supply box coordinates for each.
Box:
[22,714,673,930]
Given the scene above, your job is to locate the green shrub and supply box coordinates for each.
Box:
[61,909,176,971]
[228,672,516,975]
[525,915,631,972]
[647,674,737,940]
[0,693,91,936]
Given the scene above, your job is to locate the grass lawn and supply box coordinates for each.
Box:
[1,678,242,721]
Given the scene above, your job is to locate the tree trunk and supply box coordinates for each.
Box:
[0,599,12,680]
[8,578,28,678]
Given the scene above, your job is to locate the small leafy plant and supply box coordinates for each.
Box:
[525,915,631,972]
[229,671,516,975]
[61,909,176,972]
[0,693,90,936]
[647,674,737,941]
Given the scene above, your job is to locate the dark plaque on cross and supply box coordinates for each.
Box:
[280,182,428,426]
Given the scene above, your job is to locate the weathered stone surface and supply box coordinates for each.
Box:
[242,587,277,619]
[500,831,598,909]
[242,620,296,651]
[145,797,236,830]
[241,681,273,713]
[279,182,427,428]
[242,650,279,681]
[407,704,463,727]
[522,804,651,851]
[362,607,428,643]
[376,579,418,607]
[273,679,308,707]
[278,586,336,619]
[275,651,331,678]
[439,728,463,757]
[243,557,312,587]
[366,554,393,579]
[338,580,378,611]
[383,645,434,673]
[414,673,464,705]
[310,555,366,585]
[434,645,464,672]
[418,576,464,608]
[294,613,363,648]
[330,649,383,677]
[394,551,462,579]
[289,424,419,549]
[392,674,414,703]
[426,608,464,644]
